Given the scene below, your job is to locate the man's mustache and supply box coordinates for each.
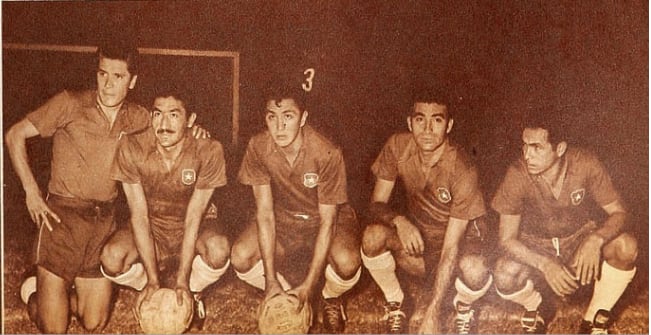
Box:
[156,129,175,135]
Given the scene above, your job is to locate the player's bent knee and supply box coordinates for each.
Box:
[200,235,231,268]
[230,240,258,272]
[81,314,109,333]
[604,233,638,267]
[361,224,391,256]
[99,243,126,274]
[330,250,362,278]
[494,257,528,293]
[458,254,490,289]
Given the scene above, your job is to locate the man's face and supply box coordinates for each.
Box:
[265,98,307,148]
[522,127,561,175]
[151,96,196,149]
[96,57,137,108]
[408,102,453,152]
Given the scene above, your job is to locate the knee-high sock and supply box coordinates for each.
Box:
[453,274,493,307]
[189,255,230,292]
[361,250,404,304]
[584,261,636,321]
[101,263,147,291]
[234,259,291,291]
[496,279,542,311]
[322,265,361,299]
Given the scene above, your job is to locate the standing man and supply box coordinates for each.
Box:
[230,85,362,333]
[361,91,492,334]
[491,115,637,334]
[6,42,148,333]
[100,88,230,328]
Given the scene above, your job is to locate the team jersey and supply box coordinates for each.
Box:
[491,147,621,238]
[27,90,149,202]
[238,125,348,220]
[372,133,485,228]
[111,130,227,250]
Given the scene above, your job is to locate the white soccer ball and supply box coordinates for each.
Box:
[137,288,193,334]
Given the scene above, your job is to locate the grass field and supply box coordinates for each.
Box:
[3,221,648,334]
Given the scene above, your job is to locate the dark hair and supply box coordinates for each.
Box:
[261,80,307,113]
[521,107,567,147]
[409,80,456,119]
[96,41,140,75]
[150,83,193,116]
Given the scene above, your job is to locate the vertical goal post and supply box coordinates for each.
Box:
[2,43,241,146]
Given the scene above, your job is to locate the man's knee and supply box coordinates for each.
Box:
[329,247,361,278]
[604,233,638,268]
[458,254,490,289]
[100,242,128,274]
[80,314,109,333]
[362,223,391,256]
[230,239,258,272]
[493,257,529,293]
[198,234,231,269]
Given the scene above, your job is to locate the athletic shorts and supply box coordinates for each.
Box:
[251,203,361,260]
[520,220,598,266]
[418,216,489,277]
[35,194,116,283]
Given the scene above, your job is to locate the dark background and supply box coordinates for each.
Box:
[3,1,648,285]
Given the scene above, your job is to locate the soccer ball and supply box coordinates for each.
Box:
[137,288,193,334]
[258,294,312,334]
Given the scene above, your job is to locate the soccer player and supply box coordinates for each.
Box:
[361,90,492,334]
[5,42,148,333]
[230,84,362,333]
[99,88,230,328]
[491,114,637,334]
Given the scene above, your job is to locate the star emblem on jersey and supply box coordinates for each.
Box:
[570,188,585,206]
[303,173,319,188]
[436,187,452,204]
[182,169,196,185]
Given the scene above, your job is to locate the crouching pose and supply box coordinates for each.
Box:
[230,84,362,333]
[100,88,230,328]
[362,91,493,334]
[491,115,637,334]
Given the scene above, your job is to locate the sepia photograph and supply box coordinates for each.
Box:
[2,1,648,334]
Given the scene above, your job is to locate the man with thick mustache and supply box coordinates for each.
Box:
[99,88,230,329]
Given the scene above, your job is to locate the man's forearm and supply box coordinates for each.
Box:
[427,246,458,314]
[303,220,334,291]
[502,239,554,272]
[257,212,278,287]
[176,217,201,287]
[131,216,159,286]
[594,212,626,244]
[6,128,40,195]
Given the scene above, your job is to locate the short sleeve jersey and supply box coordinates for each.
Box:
[491,147,621,238]
[111,130,227,248]
[238,125,348,219]
[26,90,150,202]
[372,133,486,228]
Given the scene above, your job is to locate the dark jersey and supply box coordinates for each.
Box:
[491,147,621,238]
[111,130,227,250]
[27,90,149,201]
[372,133,485,228]
[238,125,348,220]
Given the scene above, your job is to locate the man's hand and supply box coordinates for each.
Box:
[174,284,192,307]
[287,283,311,312]
[190,125,211,139]
[394,216,424,256]
[540,258,578,296]
[134,283,160,321]
[264,279,286,302]
[25,190,59,231]
[572,233,604,285]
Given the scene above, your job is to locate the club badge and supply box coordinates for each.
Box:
[303,173,319,188]
[182,169,196,185]
[204,203,218,219]
[570,188,585,206]
[436,187,452,204]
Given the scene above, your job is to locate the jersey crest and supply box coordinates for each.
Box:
[303,173,319,188]
[182,169,196,185]
[570,188,585,206]
[204,202,218,219]
[436,187,452,204]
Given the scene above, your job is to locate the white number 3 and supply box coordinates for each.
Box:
[302,68,315,92]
